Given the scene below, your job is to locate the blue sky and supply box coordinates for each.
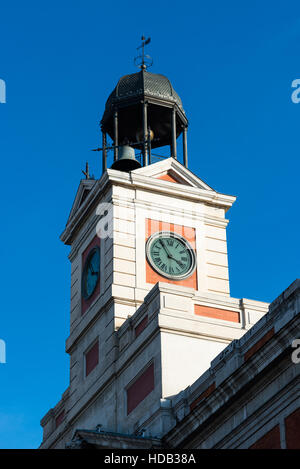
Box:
[0,0,299,448]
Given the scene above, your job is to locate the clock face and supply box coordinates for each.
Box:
[82,247,100,300]
[146,231,196,280]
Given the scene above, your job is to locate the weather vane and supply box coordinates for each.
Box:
[134,35,153,70]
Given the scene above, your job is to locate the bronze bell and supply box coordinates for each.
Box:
[111,145,141,172]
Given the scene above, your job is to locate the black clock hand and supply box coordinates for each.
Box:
[173,257,184,267]
[160,239,173,258]
[160,240,185,268]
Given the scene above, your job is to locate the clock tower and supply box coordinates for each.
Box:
[40,48,269,448]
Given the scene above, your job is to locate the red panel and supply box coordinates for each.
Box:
[127,363,155,415]
[194,305,240,323]
[250,425,281,449]
[81,236,100,315]
[285,407,300,449]
[135,316,148,338]
[156,173,182,184]
[190,383,216,411]
[55,410,65,429]
[145,219,197,289]
[85,340,99,377]
[155,171,191,185]
[244,328,275,362]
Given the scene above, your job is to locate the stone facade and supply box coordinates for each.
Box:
[39,54,300,449]
[69,277,298,449]
[165,279,300,449]
[40,158,298,450]
[40,272,300,449]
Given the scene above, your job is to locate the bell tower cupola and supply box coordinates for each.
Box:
[99,36,189,172]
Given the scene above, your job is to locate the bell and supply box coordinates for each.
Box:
[111,145,141,172]
[136,128,154,143]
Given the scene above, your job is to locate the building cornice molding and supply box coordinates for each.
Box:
[163,281,300,448]
[60,164,236,246]
[165,316,300,448]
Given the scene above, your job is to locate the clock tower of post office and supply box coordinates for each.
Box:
[40,41,269,449]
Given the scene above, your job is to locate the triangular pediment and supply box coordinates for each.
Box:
[66,178,97,225]
[131,157,214,191]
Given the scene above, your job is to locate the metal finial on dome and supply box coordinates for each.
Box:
[134,35,153,70]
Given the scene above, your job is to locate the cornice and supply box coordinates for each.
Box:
[111,169,236,208]
[111,195,230,228]
[164,314,300,448]
[61,168,236,246]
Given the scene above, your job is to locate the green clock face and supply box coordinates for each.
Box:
[82,247,100,300]
[146,231,196,280]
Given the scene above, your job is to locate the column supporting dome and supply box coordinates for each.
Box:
[99,68,189,173]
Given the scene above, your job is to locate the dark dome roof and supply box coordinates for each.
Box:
[104,70,184,113]
[100,68,188,148]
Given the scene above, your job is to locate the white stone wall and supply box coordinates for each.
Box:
[40,162,271,448]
